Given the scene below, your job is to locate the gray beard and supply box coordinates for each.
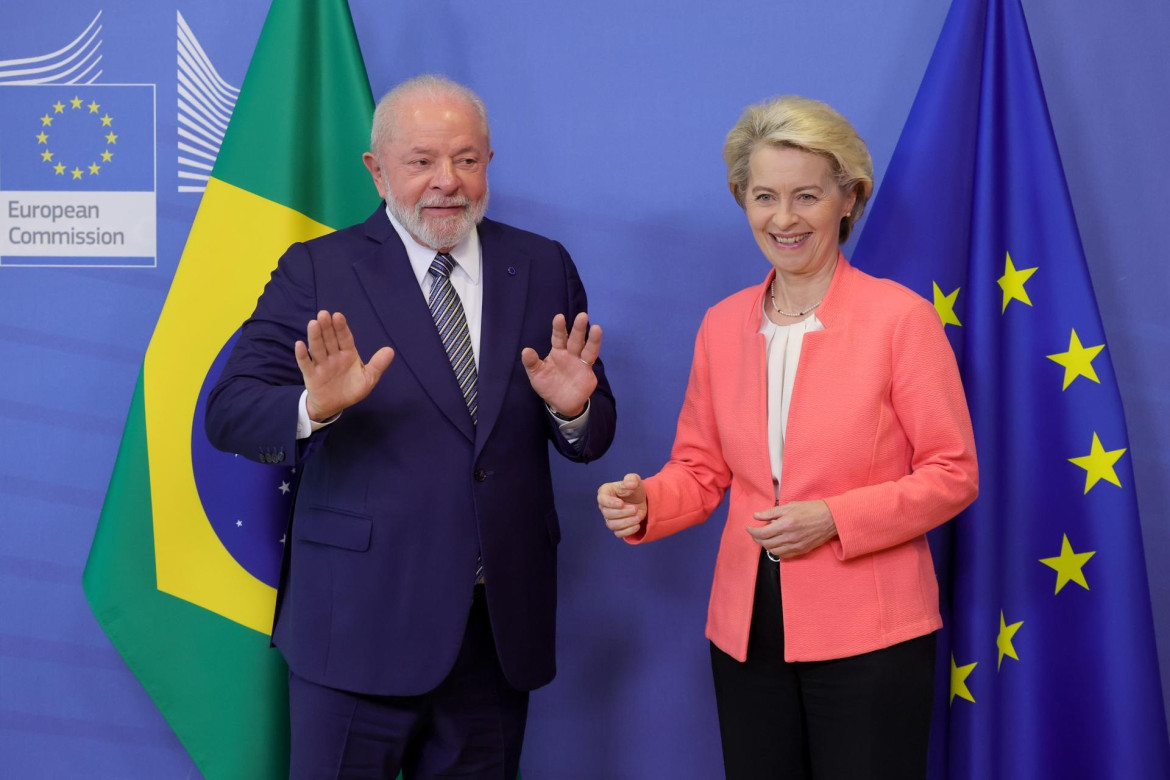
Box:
[387,188,489,251]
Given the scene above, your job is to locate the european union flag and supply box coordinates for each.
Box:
[0,84,154,192]
[852,0,1170,776]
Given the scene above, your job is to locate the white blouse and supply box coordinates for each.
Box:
[759,306,825,500]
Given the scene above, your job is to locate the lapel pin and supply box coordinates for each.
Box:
[507,266,516,276]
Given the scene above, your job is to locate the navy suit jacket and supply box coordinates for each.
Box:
[205,206,616,695]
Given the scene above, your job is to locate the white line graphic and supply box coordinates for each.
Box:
[0,11,104,84]
[177,10,239,193]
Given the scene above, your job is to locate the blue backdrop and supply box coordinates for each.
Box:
[2,1,1168,777]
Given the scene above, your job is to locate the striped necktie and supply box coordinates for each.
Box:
[428,252,477,424]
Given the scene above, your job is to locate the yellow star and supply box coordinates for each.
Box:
[88,162,100,175]
[41,150,53,162]
[53,162,65,175]
[71,167,83,180]
[88,100,100,113]
[997,251,1038,312]
[101,114,113,127]
[40,114,53,127]
[101,150,114,162]
[933,282,962,327]
[36,131,49,144]
[1047,329,1104,390]
[997,611,1023,670]
[53,100,65,113]
[950,654,977,704]
[1040,534,1095,594]
[105,131,118,144]
[1069,432,1126,493]
[70,96,83,109]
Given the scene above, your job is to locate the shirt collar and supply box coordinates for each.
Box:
[383,202,482,286]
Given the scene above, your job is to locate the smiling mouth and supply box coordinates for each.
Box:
[771,232,810,246]
[419,204,468,222]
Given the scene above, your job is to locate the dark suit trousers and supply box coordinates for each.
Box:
[709,551,935,780]
[288,586,528,779]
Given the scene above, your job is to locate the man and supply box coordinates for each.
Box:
[205,75,616,778]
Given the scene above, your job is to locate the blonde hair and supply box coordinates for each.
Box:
[723,95,873,243]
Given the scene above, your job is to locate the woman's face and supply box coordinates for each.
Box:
[744,145,856,281]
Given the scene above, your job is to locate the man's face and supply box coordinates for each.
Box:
[363,95,492,251]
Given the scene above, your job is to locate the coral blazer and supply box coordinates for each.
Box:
[632,256,977,662]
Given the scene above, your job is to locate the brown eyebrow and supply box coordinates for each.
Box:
[750,184,825,194]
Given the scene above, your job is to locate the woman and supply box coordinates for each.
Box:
[597,96,978,779]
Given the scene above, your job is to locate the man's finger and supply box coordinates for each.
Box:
[366,346,395,381]
[294,340,312,372]
[305,318,325,361]
[549,313,569,350]
[318,310,341,354]
[565,312,589,354]
[579,324,603,366]
[520,347,541,373]
[333,312,357,353]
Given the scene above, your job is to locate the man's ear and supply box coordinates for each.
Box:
[362,152,384,197]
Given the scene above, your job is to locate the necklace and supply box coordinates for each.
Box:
[770,279,823,317]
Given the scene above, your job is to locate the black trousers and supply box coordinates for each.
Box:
[288,586,528,779]
[709,551,935,780]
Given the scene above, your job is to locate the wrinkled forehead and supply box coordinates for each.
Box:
[381,94,490,150]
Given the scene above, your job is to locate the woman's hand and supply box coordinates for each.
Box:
[747,500,837,559]
[597,474,647,538]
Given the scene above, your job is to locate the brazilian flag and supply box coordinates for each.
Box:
[83,0,375,776]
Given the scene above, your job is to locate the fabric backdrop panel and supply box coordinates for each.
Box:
[1,1,1167,777]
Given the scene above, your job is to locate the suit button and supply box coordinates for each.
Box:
[474,468,487,482]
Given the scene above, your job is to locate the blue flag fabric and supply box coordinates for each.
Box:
[852,0,1170,776]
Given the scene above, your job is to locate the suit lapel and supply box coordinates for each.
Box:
[475,220,531,454]
[352,207,476,443]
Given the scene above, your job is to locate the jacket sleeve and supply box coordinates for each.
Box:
[204,242,318,466]
[632,313,733,543]
[825,298,978,559]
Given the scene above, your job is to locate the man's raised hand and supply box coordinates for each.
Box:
[521,312,601,418]
[295,310,394,421]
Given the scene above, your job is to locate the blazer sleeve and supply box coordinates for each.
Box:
[547,241,617,464]
[204,241,318,465]
[825,298,978,559]
[632,312,733,543]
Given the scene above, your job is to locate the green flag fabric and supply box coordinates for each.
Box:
[83,0,375,776]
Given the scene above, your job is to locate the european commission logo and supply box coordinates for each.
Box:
[33,95,120,182]
[0,84,156,267]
